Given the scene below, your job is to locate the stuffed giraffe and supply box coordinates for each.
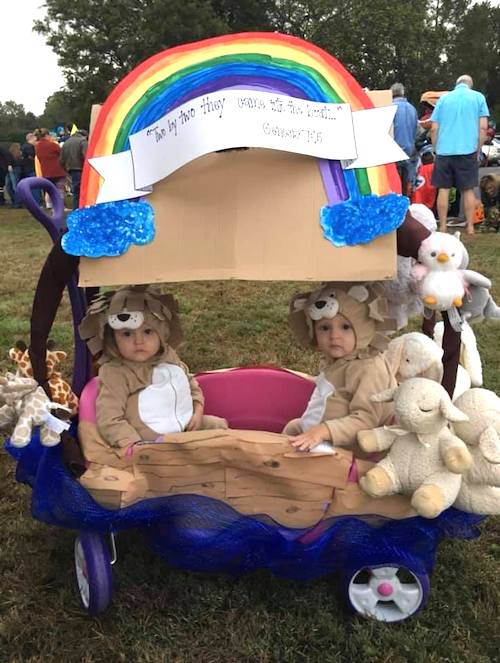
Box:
[9,340,79,415]
[0,373,67,447]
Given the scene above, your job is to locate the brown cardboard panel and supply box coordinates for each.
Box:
[78,421,133,471]
[136,464,224,483]
[226,467,333,501]
[89,104,102,138]
[326,484,415,519]
[79,151,396,286]
[80,89,396,286]
[219,445,351,487]
[144,483,225,499]
[227,495,328,528]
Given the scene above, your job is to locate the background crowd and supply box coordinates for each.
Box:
[0,124,88,210]
[391,76,498,235]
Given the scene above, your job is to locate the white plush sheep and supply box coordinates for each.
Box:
[386,327,481,401]
[357,378,472,518]
[452,389,500,515]
[385,332,443,384]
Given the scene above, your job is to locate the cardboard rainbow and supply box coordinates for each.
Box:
[66,32,409,287]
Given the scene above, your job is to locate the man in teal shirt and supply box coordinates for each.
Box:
[430,75,489,234]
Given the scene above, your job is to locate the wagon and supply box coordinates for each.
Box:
[5,178,482,622]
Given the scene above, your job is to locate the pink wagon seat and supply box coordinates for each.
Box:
[78,367,315,433]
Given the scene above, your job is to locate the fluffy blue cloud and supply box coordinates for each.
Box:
[320,193,409,247]
[62,199,155,257]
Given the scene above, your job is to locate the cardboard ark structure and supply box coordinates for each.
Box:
[74,32,405,287]
[79,425,414,527]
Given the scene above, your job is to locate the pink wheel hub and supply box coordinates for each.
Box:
[377,581,394,597]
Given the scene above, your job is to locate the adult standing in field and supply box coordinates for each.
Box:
[430,75,489,235]
[5,143,23,208]
[60,129,88,209]
[34,128,68,206]
[391,82,418,197]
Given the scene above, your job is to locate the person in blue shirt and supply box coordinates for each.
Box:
[391,83,418,197]
[430,75,489,235]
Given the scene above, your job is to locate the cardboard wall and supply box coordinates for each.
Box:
[79,90,396,287]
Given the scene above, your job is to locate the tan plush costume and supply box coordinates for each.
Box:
[283,283,396,452]
[79,286,227,451]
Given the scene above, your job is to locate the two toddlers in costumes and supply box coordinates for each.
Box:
[79,282,395,460]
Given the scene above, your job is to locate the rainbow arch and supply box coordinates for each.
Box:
[81,32,401,208]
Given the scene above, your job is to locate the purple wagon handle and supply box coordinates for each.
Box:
[17,177,92,396]
[17,177,65,239]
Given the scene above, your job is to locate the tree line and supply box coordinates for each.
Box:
[1,0,498,140]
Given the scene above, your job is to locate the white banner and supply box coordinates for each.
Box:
[90,91,407,204]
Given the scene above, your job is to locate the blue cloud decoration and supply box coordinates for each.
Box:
[62,200,155,258]
[320,193,409,247]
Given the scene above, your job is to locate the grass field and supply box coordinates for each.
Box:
[0,209,499,663]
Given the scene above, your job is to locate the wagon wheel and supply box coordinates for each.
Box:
[74,532,113,615]
[343,564,430,622]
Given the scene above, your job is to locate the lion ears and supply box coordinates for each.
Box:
[292,285,369,313]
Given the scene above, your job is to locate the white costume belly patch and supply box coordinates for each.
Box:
[138,363,193,434]
[300,372,335,431]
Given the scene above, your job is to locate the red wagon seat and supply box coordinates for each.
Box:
[78,366,315,433]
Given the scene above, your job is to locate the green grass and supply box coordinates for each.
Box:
[0,208,499,663]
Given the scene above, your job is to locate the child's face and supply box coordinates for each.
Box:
[113,323,161,362]
[314,314,356,359]
[483,181,496,197]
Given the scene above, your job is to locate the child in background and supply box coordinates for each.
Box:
[79,285,227,454]
[480,174,500,232]
[283,283,396,454]
[412,145,437,211]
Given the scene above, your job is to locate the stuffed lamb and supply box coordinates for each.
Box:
[357,378,472,518]
[385,330,476,401]
[452,389,500,514]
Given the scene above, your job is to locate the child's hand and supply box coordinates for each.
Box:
[288,424,331,452]
[186,401,204,431]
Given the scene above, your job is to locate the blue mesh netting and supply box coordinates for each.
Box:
[5,431,485,580]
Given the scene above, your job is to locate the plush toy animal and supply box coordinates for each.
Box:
[385,330,476,401]
[357,378,472,518]
[411,232,491,313]
[385,332,443,384]
[9,340,78,415]
[460,283,500,323]
[382,204,437,330]
[0,372,69,447]
[452,389,500,514]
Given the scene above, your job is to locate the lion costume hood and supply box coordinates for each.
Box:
[289,282,394,356]
[79,285,183,363]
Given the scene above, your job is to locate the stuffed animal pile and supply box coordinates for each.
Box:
[0,340,77,448]
[9,340,78,415]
